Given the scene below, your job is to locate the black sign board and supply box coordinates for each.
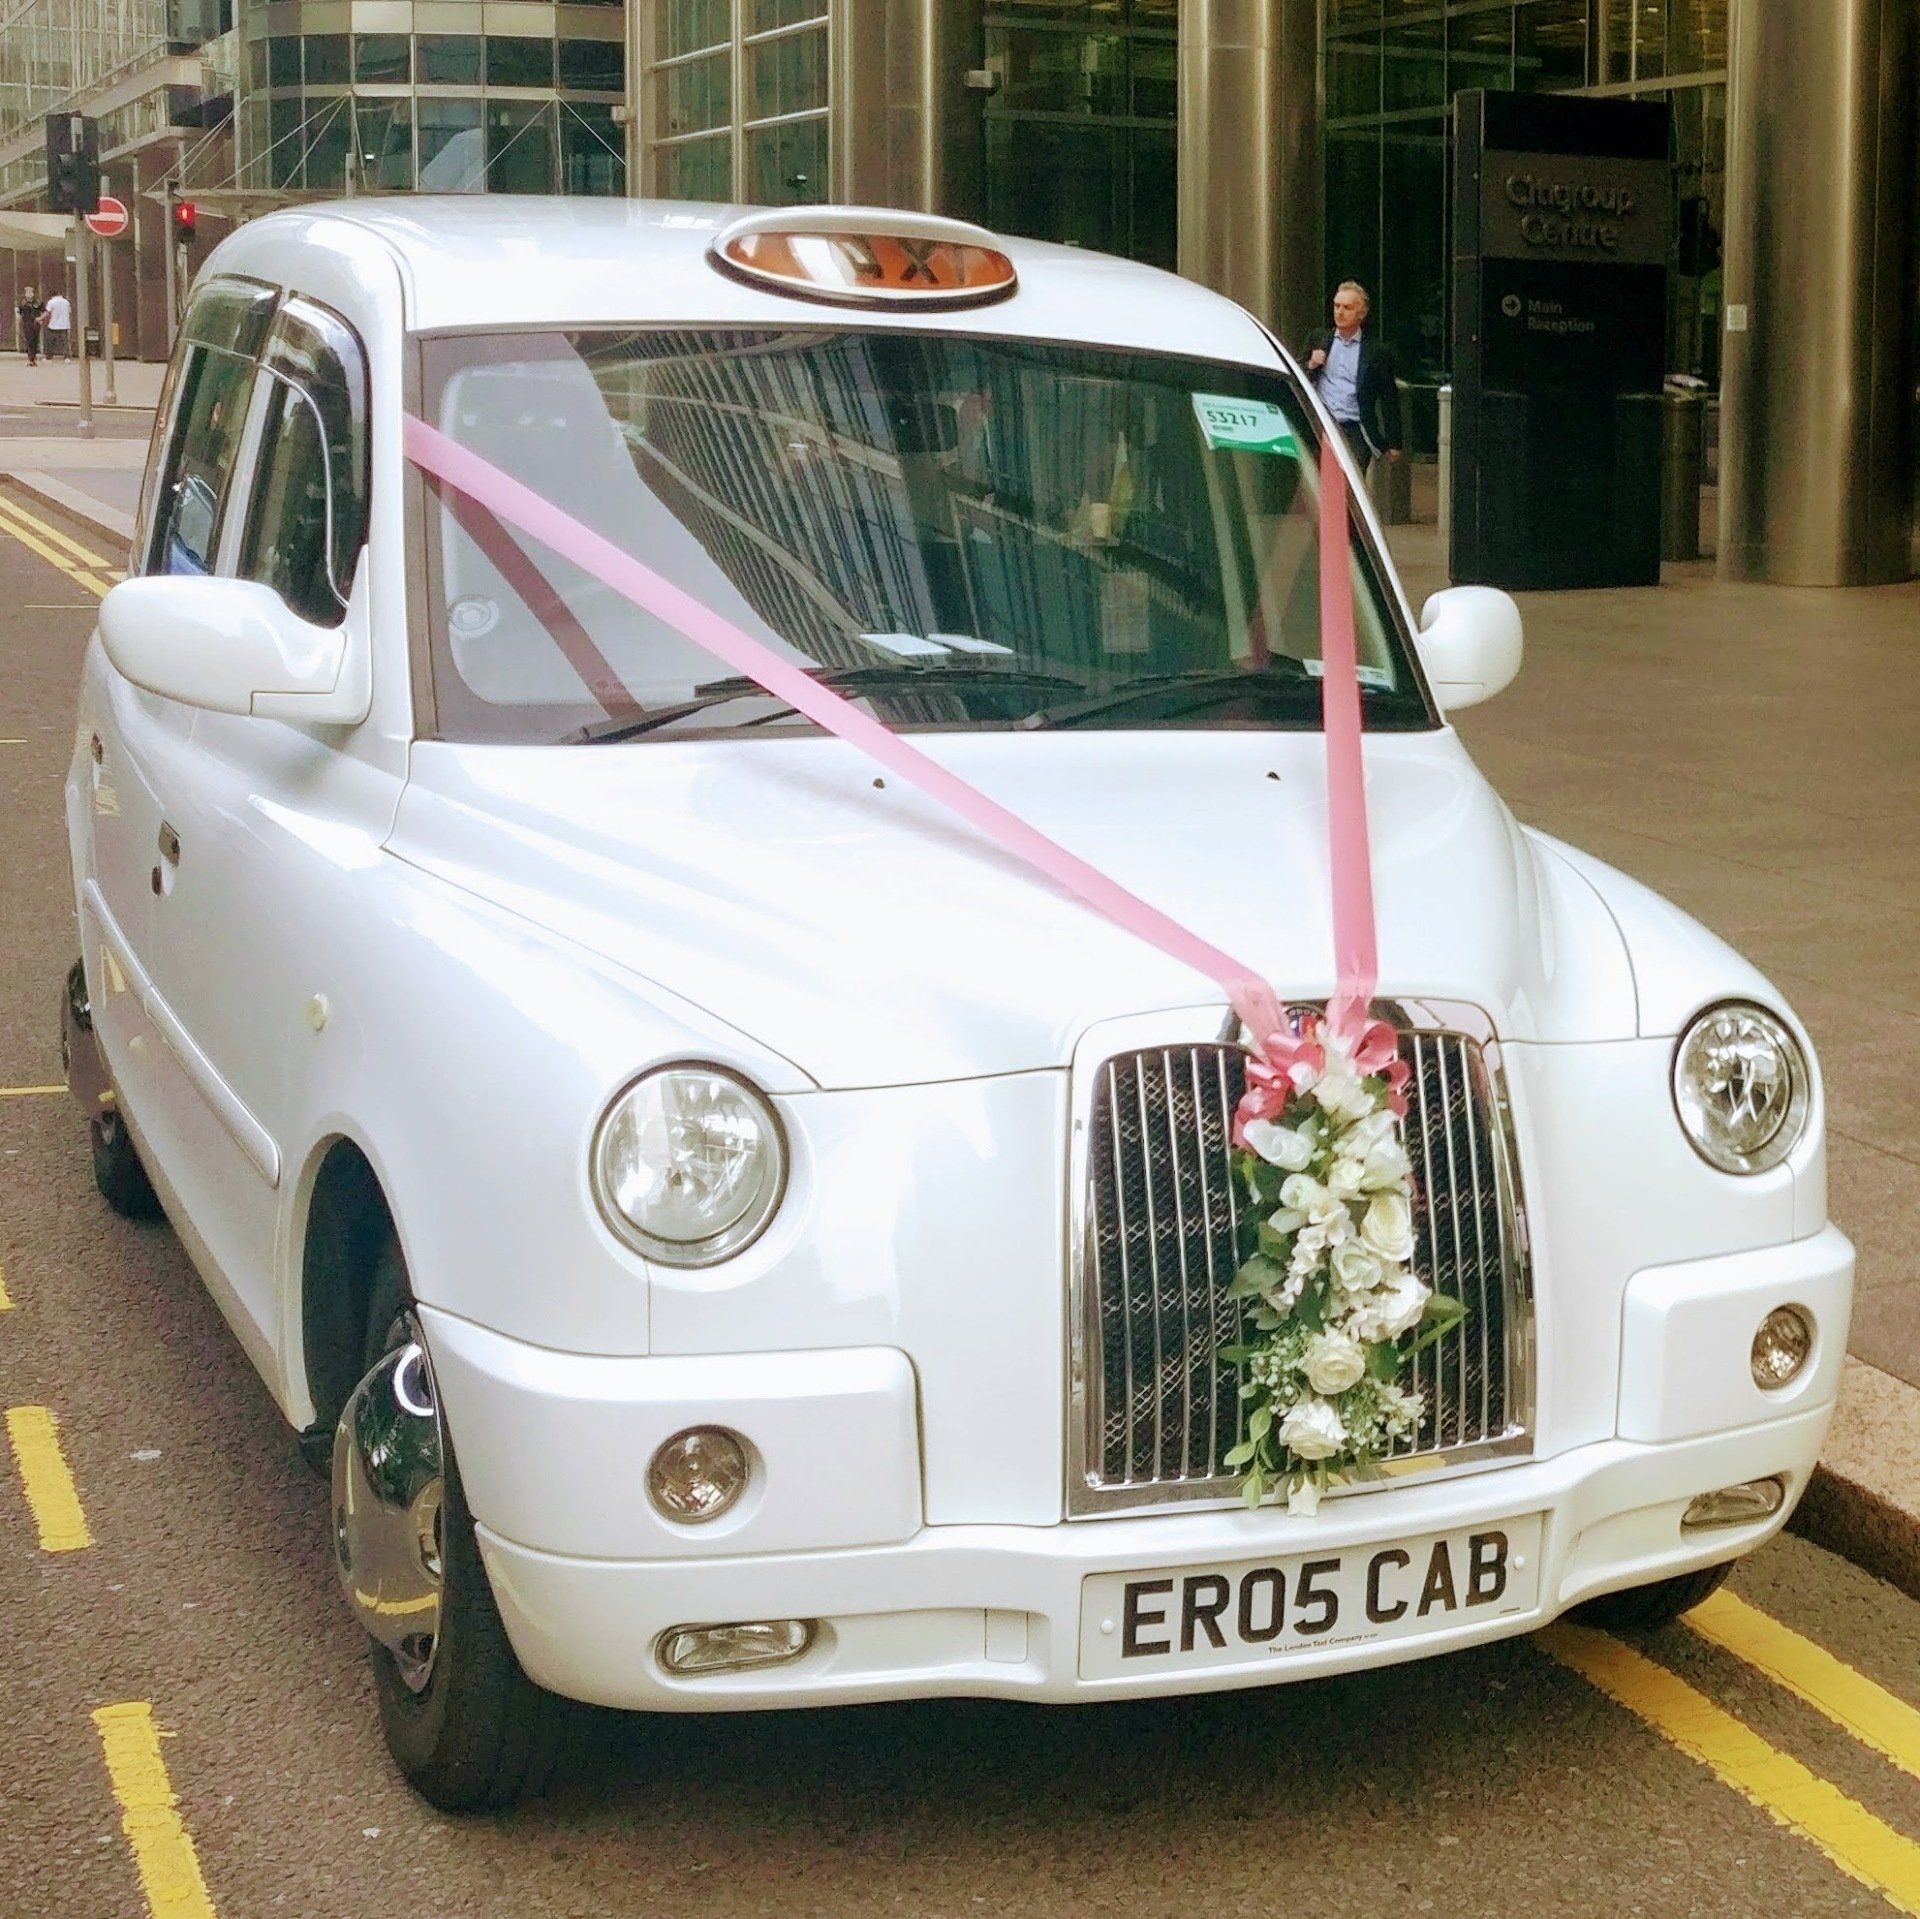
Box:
[1451,92,1672,589]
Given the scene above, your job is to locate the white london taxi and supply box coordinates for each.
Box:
[63,197,1853,1810]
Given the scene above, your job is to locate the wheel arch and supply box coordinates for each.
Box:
[293,1129,403,1434]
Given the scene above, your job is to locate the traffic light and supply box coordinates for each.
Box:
[45,113,100,216]
[172,200,197,246]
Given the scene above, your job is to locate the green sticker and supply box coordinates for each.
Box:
[1193,393,1298,456]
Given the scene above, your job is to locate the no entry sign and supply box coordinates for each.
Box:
[83,194,128,239]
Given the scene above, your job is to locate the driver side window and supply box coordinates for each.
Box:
[236,305,369,628]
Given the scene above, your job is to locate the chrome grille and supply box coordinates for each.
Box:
[1070,1022,1533,1515]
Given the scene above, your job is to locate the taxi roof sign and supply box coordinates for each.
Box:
[710,206,1017,311]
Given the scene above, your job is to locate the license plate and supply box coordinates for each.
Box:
[1079,1513,1544,1680]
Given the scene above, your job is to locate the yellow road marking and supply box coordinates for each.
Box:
[1542,1623,1920,1915]
[0,497,112,599]
[92,1703,219,1919]
[1688,1590,1920,1788]
[0,1083,67,1097]
[0,492,113,567]
[0,1261,11,1311]
[4,1405,93,1551]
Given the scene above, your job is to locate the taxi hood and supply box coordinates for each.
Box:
[387,729,1638,1089]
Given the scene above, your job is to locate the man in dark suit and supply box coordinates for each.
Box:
[1304,281,1403,475]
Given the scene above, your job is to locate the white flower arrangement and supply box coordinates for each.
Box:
[1224,1013,1465,1514]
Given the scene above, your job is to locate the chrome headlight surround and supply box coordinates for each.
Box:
[1671,1002,1810,1175]
[592,1064,787,1267]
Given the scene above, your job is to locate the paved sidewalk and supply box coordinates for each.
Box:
[0,347,154,541]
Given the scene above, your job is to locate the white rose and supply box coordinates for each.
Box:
[1314,1070,1373,1124]
[1326,1156,1366,1199]
[1280,1173,1326,1214]
[1243,1118,1314,1172]
[1342,1110,1398,1155]
[1330,1239,1384,1295]
[1360,1191,1416,1263]
[1359,1140,1412,1191]
[1278,1397,1348,1461]
[1351,1270,1431,1343]
[1304,1330,1368,1396]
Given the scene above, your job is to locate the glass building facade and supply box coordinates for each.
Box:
[1324,0,1728,444]
[637,1,828,204]
[236,7,627,195]
[980,0,1177,270]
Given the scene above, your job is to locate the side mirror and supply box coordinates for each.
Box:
[98,573,370,724]
[1416,586,1523,713]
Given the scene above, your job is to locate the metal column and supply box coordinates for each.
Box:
[830,0,981,216]
[1176,0,1322,346]
[1718,0,1916,584]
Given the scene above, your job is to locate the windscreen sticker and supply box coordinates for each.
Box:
[1304,657,1395,691]
[1193,393,1298,456]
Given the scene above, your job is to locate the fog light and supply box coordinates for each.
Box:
[646,1426,749,1523]
[1683,1476,1787,1531]
[658,1619,815,1675]
[1751,1306,1814,1389]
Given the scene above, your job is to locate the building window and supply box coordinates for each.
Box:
[487,100,557,191]
[561,102,627,193]
[642,2,829,204]
[487,36,557,89]
[356,98,414,189]
[354,34,411,85]
[981,2,1177,270]
[303,33,349,86]
[417,34,483,85]
[419,99,486,191]
[559,38,625,92]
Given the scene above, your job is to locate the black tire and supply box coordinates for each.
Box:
[1571,1559,1736,1632]
[90,1107,163,1221]
[354,1239,568,1811]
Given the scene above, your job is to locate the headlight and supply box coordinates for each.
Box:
[1672,1003,1809,1174]
[592,1065,786,1265]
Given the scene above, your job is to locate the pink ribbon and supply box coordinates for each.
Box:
[403,415,1388,1064]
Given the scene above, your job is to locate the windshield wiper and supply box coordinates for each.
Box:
[573,661,1097,745]
[1017,662,1320,731]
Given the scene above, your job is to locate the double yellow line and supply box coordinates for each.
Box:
[5,1357,217,1913]
[0,488,121,598]
[1544,1589,1920,1912]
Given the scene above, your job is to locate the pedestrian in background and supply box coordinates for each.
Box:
[42,288,71,361]
[16,286,44,365]
[1304,281,1403,476]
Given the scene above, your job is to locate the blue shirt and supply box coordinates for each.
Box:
[1321,330,1363,423]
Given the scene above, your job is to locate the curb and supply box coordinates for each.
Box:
[1788,1357,1920,1603]
[1,468,136,549]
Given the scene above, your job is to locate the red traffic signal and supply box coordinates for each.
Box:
[171,200,197,244]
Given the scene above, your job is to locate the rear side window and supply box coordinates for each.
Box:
[237,304,370,627]
[142,281,278,578]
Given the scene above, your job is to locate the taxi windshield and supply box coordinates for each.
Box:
[415,327,1433,743]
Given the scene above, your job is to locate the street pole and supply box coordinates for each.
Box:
[101,226,117,406]
[161,181,178,345]
[72,218,94,440]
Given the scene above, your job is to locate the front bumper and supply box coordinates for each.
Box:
[420,1224,1853,1712]
[480,1407,1831,1710]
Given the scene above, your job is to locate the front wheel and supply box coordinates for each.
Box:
[90,1108,163,1220]
[332,1238,568,1810]
[1571,1559,1736,1631]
